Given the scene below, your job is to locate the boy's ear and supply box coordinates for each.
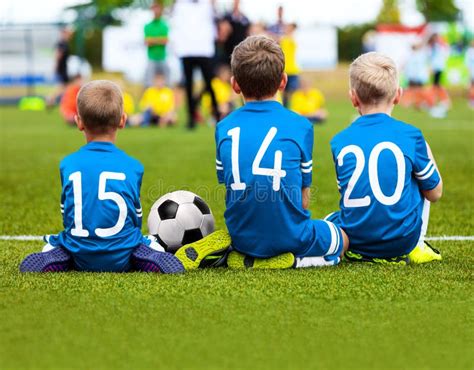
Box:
[278,73,288,92]
[231,76,241,95]
[393,87,403,105]
[118,113,127,129]
[75,114,85,131]
[349,89,360,108]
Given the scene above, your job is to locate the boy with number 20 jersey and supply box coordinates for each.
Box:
[328,52,443,263]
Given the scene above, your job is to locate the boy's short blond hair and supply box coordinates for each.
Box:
[77,80,123,133]
[349,52,399,105]
[231,35,285,100]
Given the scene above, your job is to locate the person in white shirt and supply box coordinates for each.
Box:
[465,40,474,108]
[169,0,220,129]
[427,33,451,115]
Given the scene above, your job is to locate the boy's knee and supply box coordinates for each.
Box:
[340,228,350,255]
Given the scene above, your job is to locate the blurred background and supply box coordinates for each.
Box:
[0,0,473,123]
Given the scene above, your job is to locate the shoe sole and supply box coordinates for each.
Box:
[20,247,71,273]
[132,245,184,274]
[174,230,231,270]
[227,251,295,269]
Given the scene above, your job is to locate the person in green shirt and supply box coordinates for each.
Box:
[144,2,169,86]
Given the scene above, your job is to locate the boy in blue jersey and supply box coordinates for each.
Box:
[328,52,443,264]
[211,36,349,269]
[20,80,184,273]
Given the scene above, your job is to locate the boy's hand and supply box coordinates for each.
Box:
[302,187,310,210]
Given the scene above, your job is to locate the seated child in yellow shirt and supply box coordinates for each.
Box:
[290,79,328,123]
[139,72,176,127]
[202,65,235,119]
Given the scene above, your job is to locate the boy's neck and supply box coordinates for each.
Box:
[243,94,278,103]
[358,103,394,116]
[84,130,117,144]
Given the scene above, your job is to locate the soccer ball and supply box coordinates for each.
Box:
[147,191,215,253]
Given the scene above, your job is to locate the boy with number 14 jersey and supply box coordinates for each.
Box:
[212,36,349,269]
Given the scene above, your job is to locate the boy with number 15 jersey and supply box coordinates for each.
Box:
[214,36,349,269]
[20,81,184,273]
[329,52,443,263]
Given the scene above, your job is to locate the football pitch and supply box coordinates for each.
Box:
[0,98,473,370]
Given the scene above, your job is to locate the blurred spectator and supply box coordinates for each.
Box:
[465,40,474,108]
[289,79,327,124]
[171,0,219,129]
[280,23,300,106]
[138,72,176,127]
[427,33,451,117]
[47,27,73,106]
[59,75,82,125]
[402,42,433,110]
[201,64,234,118]
[267,5,286,39]
[144,2,169,86]
[220,0,250,66]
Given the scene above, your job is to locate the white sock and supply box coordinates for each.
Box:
[295,256,340,268]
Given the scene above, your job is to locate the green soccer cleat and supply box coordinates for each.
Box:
[174,230,232,270]
[408,241,442,264]
[344,250,409,265]
[227,250,295,269]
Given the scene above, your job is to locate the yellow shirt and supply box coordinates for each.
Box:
[280,35,300,75]
[123,92,135,115]
[290,88,325,116]
[139,87,175,115]
[202,78,233,110]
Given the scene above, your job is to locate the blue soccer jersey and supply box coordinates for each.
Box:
[48,142,148,271]
[330,113,441,258]
[215,101,318,258]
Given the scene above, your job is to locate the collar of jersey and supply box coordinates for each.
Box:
[83,141,116,151]
[243,100,282,110]
[352,112,391,126]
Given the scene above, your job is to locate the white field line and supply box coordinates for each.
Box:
[0,235,473,242]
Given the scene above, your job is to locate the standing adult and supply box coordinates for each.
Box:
[427,33,450,114]
[47,27,73,105]
[170,0,220,129]
[221,0,250,66]
[267,5,286,39]
[144,2,169,86]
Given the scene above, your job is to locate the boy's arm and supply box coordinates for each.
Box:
[215,128,224,184]
[302,187,310,210]
[414,135,442,203]
[421,142,443,202]
[301,122,314,189]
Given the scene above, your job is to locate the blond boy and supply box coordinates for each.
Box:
[328,52,443,264]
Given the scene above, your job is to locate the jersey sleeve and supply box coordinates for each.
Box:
[215,128,224,184]
[300,122,314,188]
[59,166,66,217]
[134,166,144,223]
[413,132,440,190]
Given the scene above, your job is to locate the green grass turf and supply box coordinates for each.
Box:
[0,99,473,369]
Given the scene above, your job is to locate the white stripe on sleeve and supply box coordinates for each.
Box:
[416,165,436,181]
[415,161,433,176]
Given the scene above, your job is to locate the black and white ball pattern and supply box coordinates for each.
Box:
[147,191,215,253]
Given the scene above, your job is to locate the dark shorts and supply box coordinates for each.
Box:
[433,70,443,86]
[56,69,69,84]
[408,80,424,87]
[286,75,300,91]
